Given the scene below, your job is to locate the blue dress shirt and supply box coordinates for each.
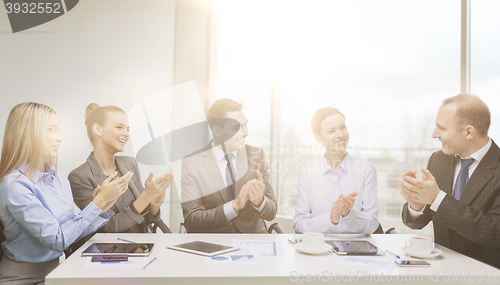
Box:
[293,153,379,235]
[0,163,108,262]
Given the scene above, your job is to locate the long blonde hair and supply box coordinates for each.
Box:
[85,103,125,144]
[0,102,58,182]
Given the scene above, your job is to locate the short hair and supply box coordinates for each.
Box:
[206,98,243,127]
[0,102,57,181]
[442,94,491,136]
[85,103,125,144]
[311,107,345,135]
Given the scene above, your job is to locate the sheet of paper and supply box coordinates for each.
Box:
[83,257,148,269]
[232,239,285,257]
[205,247,264,265]
[334,254,401,271]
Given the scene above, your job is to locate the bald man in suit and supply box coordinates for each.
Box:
[181,99,277,233]
[400,94,500,269]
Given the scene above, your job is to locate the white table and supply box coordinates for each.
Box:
[46,233,500,285]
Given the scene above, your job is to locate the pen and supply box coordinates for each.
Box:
[386,250,401,259]
[143,257,157,270]
[117,238,136,243]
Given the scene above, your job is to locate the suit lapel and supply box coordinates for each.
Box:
[201,145,229,202]
[460,141,500,205]
[86,153,127,212]
[235,146,249,197]
[433,153,455,197]
[87,153,108,186]
[115,157,140,200]
[443,155,455,195]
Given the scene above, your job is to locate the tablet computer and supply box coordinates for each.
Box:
[167,241,239,257]
[81,243,154,257]
[326,240,379,255]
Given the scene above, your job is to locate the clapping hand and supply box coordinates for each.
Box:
[232,181,251,212]
[330,199,343,224]
[339,192,358,217]
[399,168,440,210]
[144,172,174,207]
[93,171,133,214]
[330,192,357,224]
[248,170,265,207]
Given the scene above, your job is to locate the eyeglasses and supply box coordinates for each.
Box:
[47,127,61,134]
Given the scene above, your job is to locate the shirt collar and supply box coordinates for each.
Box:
[211,141,238,163]
[321,152,350,175]
[18,162,56,183]
[456,138,492,163]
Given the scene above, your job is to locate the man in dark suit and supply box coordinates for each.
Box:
[400,94,500,268]
[181,99,277,233]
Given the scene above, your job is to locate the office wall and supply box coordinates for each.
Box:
[0,0,176,223]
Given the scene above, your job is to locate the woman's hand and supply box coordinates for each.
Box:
[340,192,358,217]
[93,171,133,213]
[330,199,343,224]
[131,172,174,215]
[143,172,174,205]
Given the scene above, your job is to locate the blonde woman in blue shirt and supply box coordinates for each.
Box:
[0,102,132,285]
[293,107,379,235]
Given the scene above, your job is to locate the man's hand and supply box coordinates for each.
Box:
[248,170,265,207]
[399,168,440,208]
[232,180,252,212]
[339,192,358,217]
[399,169,425,211]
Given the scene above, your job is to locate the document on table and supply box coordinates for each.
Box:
[205,247,264,265]
[83,257,148,269]
[334,254,400,271]
[232,239,285,257]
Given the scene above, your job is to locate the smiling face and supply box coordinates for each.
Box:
[220,110,248,153]
[98,111,130,154]
[44,112,63,160]
[432,103,469,157]
[314,114,349,155]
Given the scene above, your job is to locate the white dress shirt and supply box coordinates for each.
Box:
[293,153,379,235]
[409,138,492,216]
[211,142,267,221]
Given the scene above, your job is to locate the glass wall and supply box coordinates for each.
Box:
[216,0,273,150]
[471,0,500,141]
[215,0,464,236]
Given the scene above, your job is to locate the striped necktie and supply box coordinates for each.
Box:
[453,158,474,200]
[225,153,236,200]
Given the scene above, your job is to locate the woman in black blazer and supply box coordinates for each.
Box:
[69,103,173,234]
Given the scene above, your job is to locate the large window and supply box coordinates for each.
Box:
[215,1,273,149]
[215,0,465,236]
[471,0,500,141]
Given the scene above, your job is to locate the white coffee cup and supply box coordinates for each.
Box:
[302,232,325,249]
[405,236,434,254]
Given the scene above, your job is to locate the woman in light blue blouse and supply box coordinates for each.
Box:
[293,107,379,235]
[0,102,132,285]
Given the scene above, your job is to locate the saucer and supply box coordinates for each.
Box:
[402,247,442,258]
[296,243,332,255]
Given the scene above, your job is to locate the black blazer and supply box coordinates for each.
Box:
[402,140,500,269]
[69,153,161,233]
